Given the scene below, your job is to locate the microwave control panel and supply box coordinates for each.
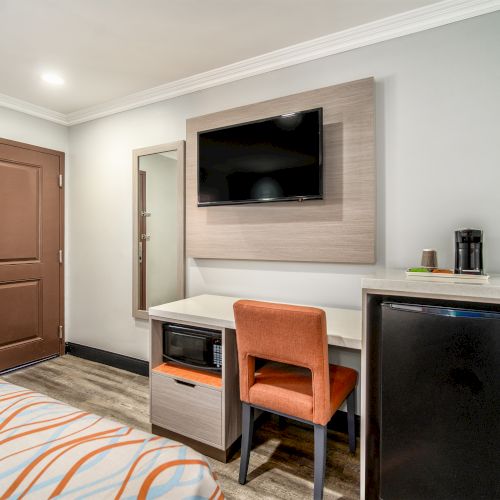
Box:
[213,339,222,369]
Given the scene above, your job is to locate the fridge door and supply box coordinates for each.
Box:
[380,303,500,500]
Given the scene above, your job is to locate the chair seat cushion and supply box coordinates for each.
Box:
[248,361,357,423]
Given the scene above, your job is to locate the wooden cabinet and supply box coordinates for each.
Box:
[149,316,241,462]
[151,372,222,446]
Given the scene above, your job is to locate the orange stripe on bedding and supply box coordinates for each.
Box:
[0,396,40,416]
[0,410,84,435]
[1,425,126,499]
[0,401,64,429]
[0,412,91,446]
[0,417,103,463]
[209,484,222,500]
[18,428,135,499]
[0,390,33,402]
[48,436,148,498]
[114,442,182,500]
[137,459,209,500]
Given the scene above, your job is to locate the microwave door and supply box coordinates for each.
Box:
[166,331,210,367]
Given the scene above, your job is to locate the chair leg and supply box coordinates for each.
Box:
[347,389,356,454]
[239,403,254,485]
[313,424,327,500]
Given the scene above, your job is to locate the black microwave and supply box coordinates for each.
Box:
[162,323,222,372]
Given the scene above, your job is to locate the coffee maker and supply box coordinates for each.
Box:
[454,229,483,275]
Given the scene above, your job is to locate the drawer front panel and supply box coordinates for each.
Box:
[151,372,222,446]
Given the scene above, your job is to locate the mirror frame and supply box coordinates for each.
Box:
[132,141,185,319]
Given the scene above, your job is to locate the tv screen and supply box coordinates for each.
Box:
[197,108,323,206]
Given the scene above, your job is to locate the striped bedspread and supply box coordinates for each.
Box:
[0,380,223,499]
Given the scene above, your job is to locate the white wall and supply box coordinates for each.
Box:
[0,107,68,152]
[67,10,500,378]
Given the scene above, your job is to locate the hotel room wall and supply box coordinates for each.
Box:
[67,8,500,393]
[0,107,68,152]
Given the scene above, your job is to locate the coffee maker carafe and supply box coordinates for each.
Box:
[454,229,483,275]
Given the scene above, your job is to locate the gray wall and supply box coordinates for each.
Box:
[67,13,500,366]
[0,106,68,152]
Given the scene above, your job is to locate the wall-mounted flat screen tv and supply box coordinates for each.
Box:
[197,107,323,206]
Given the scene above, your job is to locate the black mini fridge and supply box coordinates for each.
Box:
[380,302,500,500]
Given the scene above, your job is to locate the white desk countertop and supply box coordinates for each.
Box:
[149,294,362,350]
[362,269,500,302]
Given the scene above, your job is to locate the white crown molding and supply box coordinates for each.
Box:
[0,92,68,125]
[2,0,499,127]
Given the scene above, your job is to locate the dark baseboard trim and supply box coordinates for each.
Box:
[65,342,149,377]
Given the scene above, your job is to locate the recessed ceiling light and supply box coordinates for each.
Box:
[41,73,65,85]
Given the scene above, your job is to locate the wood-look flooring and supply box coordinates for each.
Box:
[2,355,360,499]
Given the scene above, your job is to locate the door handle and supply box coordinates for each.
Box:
[174,379,196,388]
[138,242,143,264]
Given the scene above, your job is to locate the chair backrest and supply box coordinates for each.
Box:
[233,300,331,423]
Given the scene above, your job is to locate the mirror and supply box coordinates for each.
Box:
[132,141,185,319]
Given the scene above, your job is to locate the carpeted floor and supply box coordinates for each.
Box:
[2,355,360,499]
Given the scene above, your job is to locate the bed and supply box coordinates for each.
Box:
[0,380,223,499]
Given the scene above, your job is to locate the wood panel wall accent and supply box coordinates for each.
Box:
[186,77,375,263]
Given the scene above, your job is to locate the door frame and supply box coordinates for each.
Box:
[0,137,65,356]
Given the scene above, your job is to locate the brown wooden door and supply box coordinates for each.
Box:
[0,138,64,371]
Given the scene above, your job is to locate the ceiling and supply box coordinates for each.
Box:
[0,0,443,115]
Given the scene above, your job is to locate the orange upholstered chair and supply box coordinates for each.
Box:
[233,300,358,500]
